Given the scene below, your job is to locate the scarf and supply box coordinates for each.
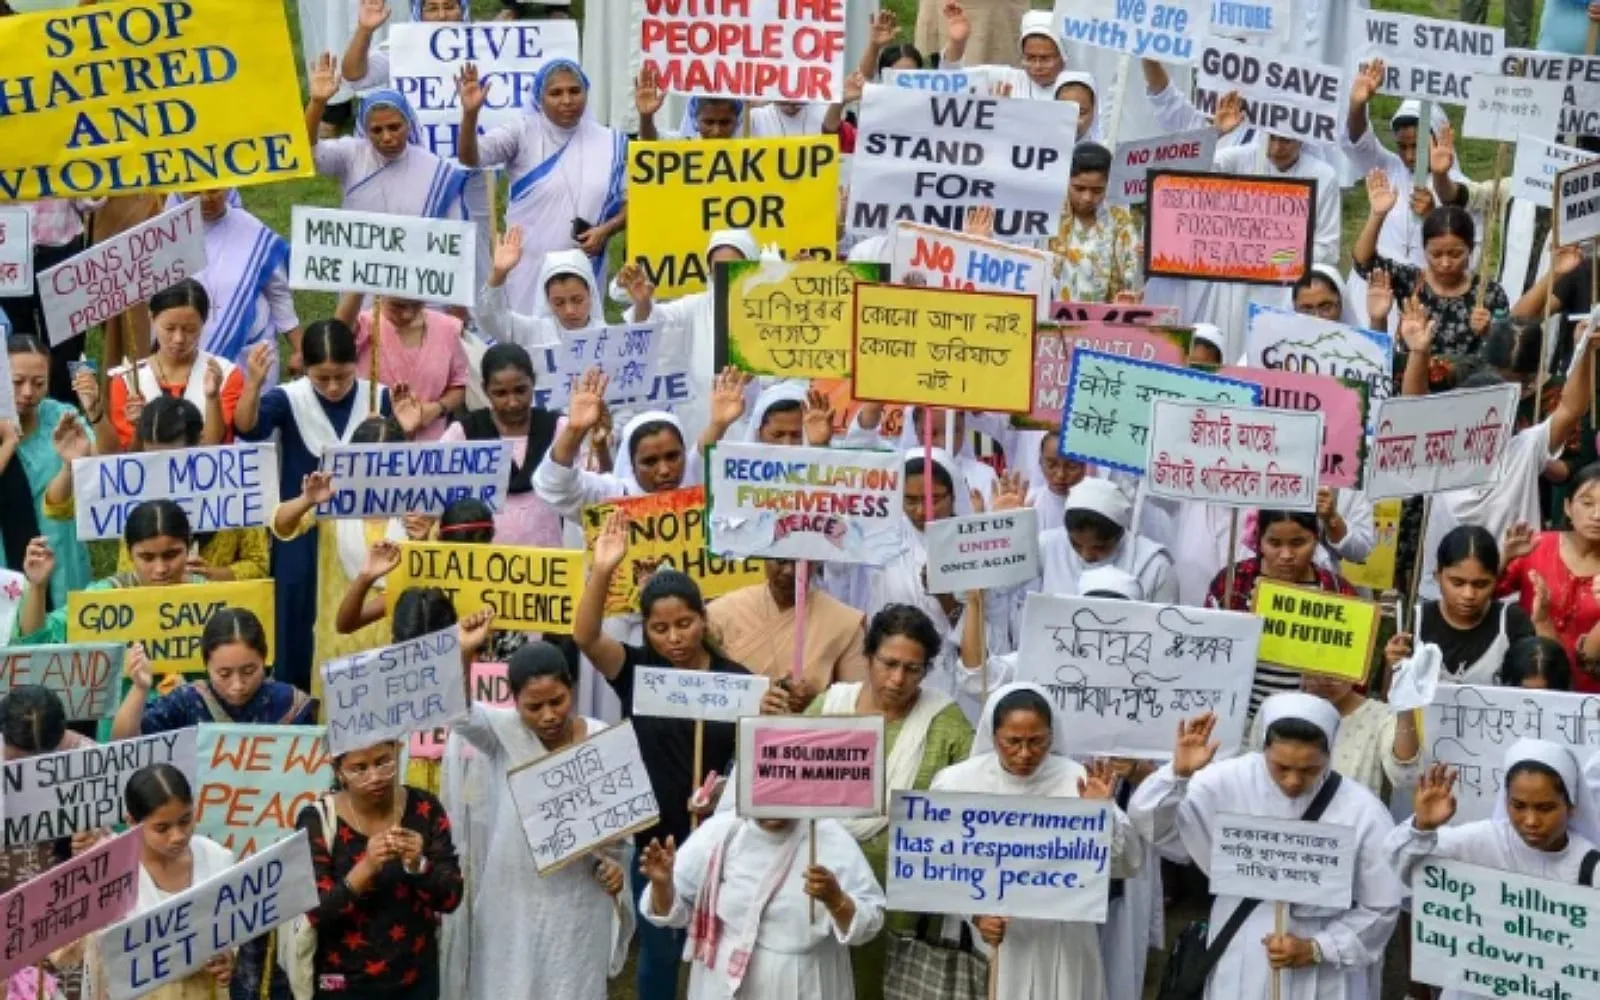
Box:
[822,682,953,840]
[132,351,234,413]
[686,819,803,991]
[282,378,398,581]
[459,406,559,495]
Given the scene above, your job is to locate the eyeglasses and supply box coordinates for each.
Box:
[997,735,1052,754]
[339,759,398,784]
[872,655,926,678]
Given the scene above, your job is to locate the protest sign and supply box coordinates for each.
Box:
[1209,815,1356,907]
[0,643,122,720]
[507,720,657,874]
[634,666,770,724]
[1108,129,1217,207]
[706,442,906,564]
[1350,10,1501,104]
[714,259,882,379]
[388,20,581,157]
[924,509,1040,593]
[1245,304,1394,415]
[38,199,205,345]
[1556,158,1600,247]
[1048,302,1182,326]
[534,322,663,411]
[290,207,477,308]
[1412,859,1600,999]
[1504,49,1600,138]
[1195,39,1344,143]
[0,208,31,296]
[628,136,838,295]
[322,627,466,756]
[638,0,847,102]
[1423,684,1600,823]
[320,440,511,518]
[72,442,279,542]
[887,789,1112,921]
[4,730,197,846]
[195,724,331,856]
[412,663,508,761]
[848,84,1075,240]
[1145,171,1315,285]
[1216,367,1369,489]
[616,367,695,421]
[1059,350,1261,475]
[0,0,314,201]
[67,580,274,678]
[389,541,583,633]
[1462,75,1564,143]
[1030,324,1193,425]
[1512,135,1600,206]
[1342,498,1401,591]
[1145,400,1322,511]
[852,283,1036,413]
[889,222,1052,317]
[1208,0,1287,44]
[1059,0,1207,63]
[0,828,138,982]
[1252,580,1380,683]
[737,715,885,820]
[97,832,318,1000]
[579,487,763,616]
[1015,593,1261,758]
[1365,385,1518,500]
[881,66,995,94]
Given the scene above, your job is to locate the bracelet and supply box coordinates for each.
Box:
[1310,940,1323,965]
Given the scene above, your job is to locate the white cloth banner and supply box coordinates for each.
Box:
[289,207,478,308]
[1107,128,1217,206]
[72,443,280,542]
[4,730,197,847]
[321,626,467,755]
[507,720,658,874]
[0,207,31,296]
[1208,815,1356,907]
[1462,75,1564,143]
[1146,400,1321,511]
[1511,134,1600,206]
[923,509,1040,593]
[1364,385,1518,500]
[318,440,512,517]
[1348,10,1502,104]
[1195,39,1344,143]
[632,665,769,724]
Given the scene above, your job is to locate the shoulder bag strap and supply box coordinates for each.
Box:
[1581,850,1600,888]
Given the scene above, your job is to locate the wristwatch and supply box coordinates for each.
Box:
[404,856,430,876]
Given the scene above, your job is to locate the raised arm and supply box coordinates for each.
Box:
[454,63,490,167]
[939,2,970,65]
[274,471,333,538]
[335,540,400,635]
[44,414,91,508]
[1354,169,1397,268]
[1550,322,1596,451]
[233,343,273,435]
[305,53,340,150]
[573,510,630,679]
[109,644,156,740]
[635,67,664,142]
[341,0,390,84]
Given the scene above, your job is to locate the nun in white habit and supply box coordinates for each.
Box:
[475,244,604,352]
[1128,694,1404,1000]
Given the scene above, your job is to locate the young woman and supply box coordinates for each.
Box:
[1292,266,1365,326]
[108,280,244,450]
[1052,71,1101,142]
[475,229,602,351]
[1049,142,1141,303]
[1246,671,1420,797]
[335,292,468,441]
[1497,636,1573,690]
[1497,464,1600,691]
[708,559,868,700]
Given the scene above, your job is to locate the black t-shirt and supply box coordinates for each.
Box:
[608,644,750,847]
[1420,600,1535,679]
[1550,259,1595,375]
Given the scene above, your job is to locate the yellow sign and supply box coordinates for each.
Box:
[626,136,839,296]
[1252,579,1379,683]
[0,0,315,200]
[580,487,764,615]
[67,579,275,679]
[1341,498,1400,592]
[389,542,584,633]
[852,283,1036,413]
[715,260,885,380]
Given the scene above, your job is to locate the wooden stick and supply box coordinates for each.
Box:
[1408,495,1435,612]
[1271,902,1286,1000]
[922,407,935,528]
[690,720,703,831]
[36,963,45,1000]
[1475,142,1508,310]
[1537,185,1561,426]
[369,296,382,412]
[1589,20,1599,56]
[1222,510,1241,607]
[808,818,818,922]
[987,940,1000,1000]
[791,560,809,686]
[1411,100,1433,191]
[484,169,498,242]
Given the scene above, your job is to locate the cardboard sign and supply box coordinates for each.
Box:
[1145,171,1315,285]
[319,440,511,518]
[1245,304,1394,419]
[67,580,274,678]
[195,724,331,857]
[1365,385,1519,500]
[0,643,123,721]
[533,322,664,411]
[1503,49,1600,139]
[1216,367,1369,490]
[1342,498,1400,592]
[387,20,582,158]
[507,720,658,874]
[1209,815,1356,907]
[1015,592,1261,758]
[39,200,206,345]
[1462,75,1564,143]
[322,626,466,756]
[0,828,139,982]
[633,666,770,724]
[0,207,31,296]
[388,541,583,634]
[1556,158,1600,247]
[1107,129,1218,207]
[1350,10,1502,104]
[1251,580,1380,683]
[1047,302,1181,326]
[924,509,1040,593]
[1059,350,1261,475]
[290,207,477,307]
[627,136,839,295]
[1146,400,1322,511]
[848,84,1075,240]
[714,259,881,379]
[1195,39,1344,143]
[706,442,906,564]
[889,222,1052,318]
[1511,135,1600,206]
[579,487,763,616]
[1030,324,1193,425]
[880,67,995,94]
[638,0,847,102]
[0,0,314,201]
[72,442,280,542]
[97,833,318,1000]
[737,715,885,820]
[886,789,1113,921]
[1059,0,1207,64]
[412,662,508,761]
[3,730,197,846]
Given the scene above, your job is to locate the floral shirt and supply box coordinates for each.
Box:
[1353,252,1509,359]
[1049,203,1144,303]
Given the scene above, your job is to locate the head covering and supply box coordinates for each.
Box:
[1018,10,1059,51]
[709,228,760,261]
[678,96,748,139]
[1077,566,1143,601]
[1192,323,1225,355]
[165,190,243,213]
[1391,99,1449,136]
[1494,739,1600,846]
[743,380,810,442]
[615,410,686,494]
[532,248,604,327]
[972,682,1072,758]
[902,446,975,520]
[1259,691,1342,747]
[847,235,890,264]
[1065,476,1133,530]
[411,0,470,19]
[358,88,421,146]
[1053,70,1102,142]
[1306,262,1363,327]
[530,58,589,114]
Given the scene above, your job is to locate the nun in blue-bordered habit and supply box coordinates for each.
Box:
[313,86,473,220]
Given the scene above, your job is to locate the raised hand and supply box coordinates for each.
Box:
[1398,292,1435,354]
[1502,521,1535,563]
[990,470,1027,512]
[52,414,91,464]
[803,388,835,447]
[455,63,490,116]
[708,367,750,430]
[357,0,391,31]
[301,470,336,506]
[1530,570,1552,626]
[638,836,676,885]
[459,608,495,655]
[204,357,224,399]
[616,262,654,308]
[1366,267,1394,326]
[843,70,866,105]
[964,204,995,240]
[634,66,664,118]
[593,509,630,572]
[1352,59,1384,105]
[1172,712,1219,778]
[245,342,274,385]
[310,53,341,102]
[1410,762,1457,831]
[1366,168,1398,216]
[567,368,610,434]
[363,539,402,579]
[491,225,525,282]
[22,537,54,587]
[392,383,425,434]
[942,1,969,43]
[1430,121,1456,177]
[125,643,154,693]
[1214,91,1245,134]
[1077,758,1117,800]
[869,9,899,46]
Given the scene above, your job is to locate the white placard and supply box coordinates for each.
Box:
[889,221,1053,318]
[1146,400,1321,511]
[1349,10,1502,104]
[1014,593,1261,758]
[318,439,512,518]
[1208,0,1289,45]
[97,832,319,1000]
[1364,385,1518,500]
[289,206,478,308]
[532,322,664,411]
[1503,49,1600,139]
[387,20,582,158]
[507,720,658,874]
[1423,683,1600,823]
[321,627,466,756]
[1462,74,1565,143]
[1107,128,1217,207]
[38,200,205,346]
[1556,158,1600,247]
[1208,814,1356,907]
[880,67,996,95]
[637,0,847,103]
[847,84,1076,240]
[737,715,885,820]
[1195,39,1344,144]
[886,789,1113,922]
[1245,303,1393,423]
[1511,134,1600,206]
[72,443,280,543]
[632,665,769,724]
[0,206,31,297]
[3,729,197,847]
[1057,0,1208,64]
[923,509,1040,593]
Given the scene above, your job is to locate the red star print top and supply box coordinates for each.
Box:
[297,787,463,991]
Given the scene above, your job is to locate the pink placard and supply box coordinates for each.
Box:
[749,727,879,811]
[410,662,510,760]
[6,969,56,1000]
[1032,323,1193,424]
[1144,171,1315,286]
[1047,302,1181,326]
[1218,367,1369,489]
[0,827,140,981]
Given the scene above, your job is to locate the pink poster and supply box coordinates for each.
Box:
[1047,302,1181,326]
[410,662,510,760]
[1031,323,1193,424]
[1218,367,1369,489]
[0,827,139,981]
[1144,171,1315,286]
[749,726,880,812]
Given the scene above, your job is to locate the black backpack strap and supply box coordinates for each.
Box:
[1302,772,1344,823]
[1581,850,1600,888]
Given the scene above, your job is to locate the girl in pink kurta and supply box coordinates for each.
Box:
[348,298,470,440]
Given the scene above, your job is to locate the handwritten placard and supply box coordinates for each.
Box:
[195,724,332,857]
[1557,158,1600,247]
[633,666,770,724]
[412,663,509,761]
[1462,74,1564,143]
[0,643,123,721]
[321,627,466,756]
[1145,171,1315,285]
[1108,129,1218,206]
[923,509,1040,593]
[0,828,139,982]
[1511,134,1599,206]
[1245,304,1393,421]
[72,443,280,542]
[1217,367,1369,490]
[290,206,477,307]
[738,715,885,820]
[388,542,583,633]
[1030,324,1193,425]
[507,720,658,874]
[1252,580,1380,683]
[0,207,31,297]
[715,259,881,379]
[4,730,197,846]
[580,487,763,615]
[320,440,511,518]
[1146,400,1322,511]
[534,322,663,412]
[67,580,274,679]
[1365,385,1519,500]
[1208,815,1355,907]
[889,221,1052,317]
